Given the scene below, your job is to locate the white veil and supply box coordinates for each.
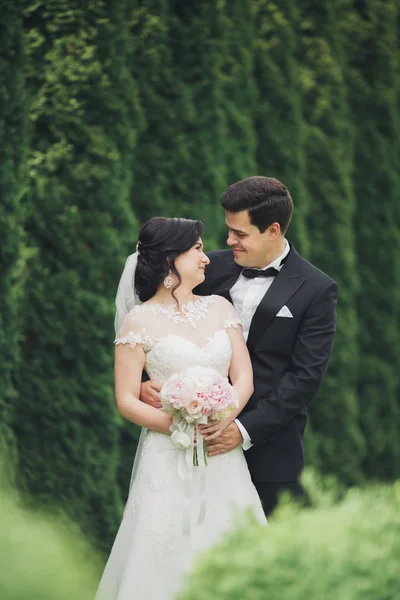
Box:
[114,252,142,337]
[114,250,147,494]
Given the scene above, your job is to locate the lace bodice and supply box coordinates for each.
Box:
[115,295,241,383]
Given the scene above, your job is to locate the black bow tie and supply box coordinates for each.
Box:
[240,248,290,279]
[241,266,280,279]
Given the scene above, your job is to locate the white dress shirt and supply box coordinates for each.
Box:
[231,240,290,450]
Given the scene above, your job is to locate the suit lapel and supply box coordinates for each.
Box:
[246,246,306,351]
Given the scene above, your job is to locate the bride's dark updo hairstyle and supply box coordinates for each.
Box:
[135,217,204,302]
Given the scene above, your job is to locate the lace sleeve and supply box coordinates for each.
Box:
[223,311,241,330]
[114,311,153,352]
[213,295,242,330]
[114,331,152,352]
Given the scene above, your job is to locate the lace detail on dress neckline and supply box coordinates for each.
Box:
[132,296,216,329]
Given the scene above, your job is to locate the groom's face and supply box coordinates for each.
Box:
[225,210,278,269]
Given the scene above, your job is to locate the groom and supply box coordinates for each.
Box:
[198,176,338,514]
[144,176,338,515]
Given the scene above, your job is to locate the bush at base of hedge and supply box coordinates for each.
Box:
[0,487,101,600]
[180,483,400,600]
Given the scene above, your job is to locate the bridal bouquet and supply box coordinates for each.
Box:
[160,365,238,466]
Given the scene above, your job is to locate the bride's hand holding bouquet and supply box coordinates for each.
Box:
[160,365,238,466]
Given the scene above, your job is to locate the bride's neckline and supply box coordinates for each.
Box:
[133,296,215,328]
[143,295,203,310]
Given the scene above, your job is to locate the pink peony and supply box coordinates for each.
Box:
[160,374,197,414]
[168,376,197,409]
[199,379,234,416]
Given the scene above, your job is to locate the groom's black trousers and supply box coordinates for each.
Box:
[254,481,304,517]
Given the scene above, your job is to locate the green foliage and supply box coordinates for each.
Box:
[346,0,400,480]
[180,481,400,600]
[131,1,257,249]
[252,0,309,254]
[168,1,233,246]
[0,0,29,472]
[14,0,141,551]
[219,1,257,187]
[129,0,180,221]
[1,0,400,557]
[0,484,100,600]
[297,0,365,484]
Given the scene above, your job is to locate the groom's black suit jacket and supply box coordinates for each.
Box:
[196,245,338,483]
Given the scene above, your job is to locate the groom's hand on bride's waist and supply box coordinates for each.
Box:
[205,422,243,457]
[140,380,162,409]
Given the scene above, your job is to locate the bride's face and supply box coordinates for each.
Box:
[174,238,210,287]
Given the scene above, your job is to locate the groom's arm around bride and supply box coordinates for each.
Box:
[205,274,338,453]
[238,278,337,446]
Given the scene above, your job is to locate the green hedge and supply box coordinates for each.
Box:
[1,0,400,554]
[14,0,141,551]
[298,0,364,485]
[348,0,400,480]
[0,485,100,600]
[0,0,28,475]
[180,481,400,600]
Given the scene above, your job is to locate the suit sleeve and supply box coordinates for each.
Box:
[239,280,338,445]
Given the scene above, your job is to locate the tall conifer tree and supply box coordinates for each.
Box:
[169,1,233,246]
[16,0,141,550]
[132,1,237,248]
[298,0,364,484]
[347,0,400,479]
[130,0,177,222]
[0,0,28,474]
[252,0,309,254]
[221,1,257,188]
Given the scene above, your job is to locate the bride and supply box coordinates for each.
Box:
[96,217,266,600]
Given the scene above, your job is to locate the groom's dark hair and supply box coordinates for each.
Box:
[220,176,293,233]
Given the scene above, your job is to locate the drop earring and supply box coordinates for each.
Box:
[164,270,173,289]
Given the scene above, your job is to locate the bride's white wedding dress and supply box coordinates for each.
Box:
[96,295,266,600]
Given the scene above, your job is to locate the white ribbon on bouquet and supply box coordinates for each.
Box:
[170,414,209,537]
